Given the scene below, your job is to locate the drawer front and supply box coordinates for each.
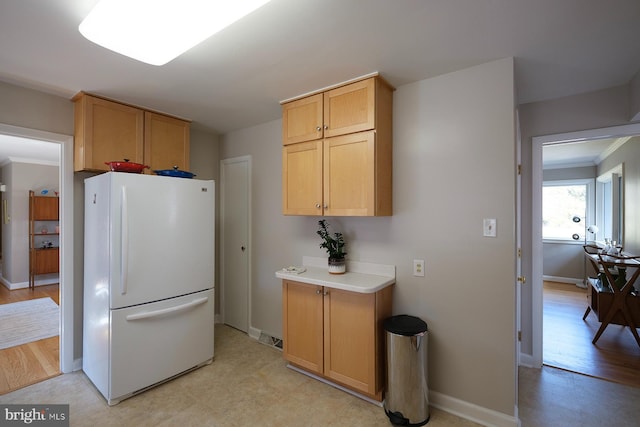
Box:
[110,288,214,400]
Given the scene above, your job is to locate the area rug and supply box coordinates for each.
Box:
[0,297,59,350]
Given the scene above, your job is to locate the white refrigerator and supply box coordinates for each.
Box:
[82,172,215,405]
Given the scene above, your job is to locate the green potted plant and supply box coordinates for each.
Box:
[317,219,347,274]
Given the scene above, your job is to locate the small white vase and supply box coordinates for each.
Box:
[328,257,346,274]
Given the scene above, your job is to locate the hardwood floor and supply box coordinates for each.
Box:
[0,284,61,395]
[543,281,640,388]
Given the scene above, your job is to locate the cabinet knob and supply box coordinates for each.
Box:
[323,204,328,209]
[315,203,321,209]
[324,125,328,130]
[316,126,322,132]
[316,289,322,295]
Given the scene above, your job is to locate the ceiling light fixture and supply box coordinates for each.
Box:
[79,0,271,66]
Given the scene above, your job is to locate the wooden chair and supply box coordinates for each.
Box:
[582,244,608,320]
[589,253,640,346]
[583,244,602,278]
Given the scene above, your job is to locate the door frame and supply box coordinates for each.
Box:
[0,123,74,373]
[219,155,252,332]
[530,122,640,367]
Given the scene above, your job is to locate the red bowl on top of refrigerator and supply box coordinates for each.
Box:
[105,159,149,173]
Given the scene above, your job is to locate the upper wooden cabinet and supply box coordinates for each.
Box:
[323,78,376,138]
[143,111,190,172]
[282,93,324,145]
[281,76,393,216]
[282,78,381,145]
[73,93,189,173]
[74,94,144,172]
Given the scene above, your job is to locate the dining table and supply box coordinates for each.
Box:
[582,250,640,347]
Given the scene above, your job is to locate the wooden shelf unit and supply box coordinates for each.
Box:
[28,191,59,289]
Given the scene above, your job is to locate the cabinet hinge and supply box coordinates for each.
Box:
[517,276,526,284]
[518,331,522,341]
[517,164,522,175]
[517,248,522,258]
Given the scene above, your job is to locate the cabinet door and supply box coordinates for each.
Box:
[33,248,59,274]
[143,112,190,172]
[32,196,59,220]
[323,78,375,138]
[323,131,375,216]
[323,288,376,395]
[282,280,324,374]
[74,94,144,172]
[282,141,323,215]
[282,94,323,145]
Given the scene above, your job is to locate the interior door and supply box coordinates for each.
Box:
[221,156,250,332]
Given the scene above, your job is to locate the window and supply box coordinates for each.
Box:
[543,179,594,241]
[596,164,624,244]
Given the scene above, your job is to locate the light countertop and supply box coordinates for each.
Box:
[275,256,395,294]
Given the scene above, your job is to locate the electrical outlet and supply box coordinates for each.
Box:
[413,259,425,277]
[483,218,497,237]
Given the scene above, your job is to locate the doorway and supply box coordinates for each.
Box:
[220,156,251,333]
[531,122,640,371]
[0,123,74,375]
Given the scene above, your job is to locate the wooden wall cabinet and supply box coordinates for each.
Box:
[281,76,393,216]
[29,191,59,289]
[73,93,190,173]
[143,111,190,174]
[282,279,392,401]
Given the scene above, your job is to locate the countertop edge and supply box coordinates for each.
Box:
[275,269,395,294]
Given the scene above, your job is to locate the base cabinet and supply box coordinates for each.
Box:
[282,279,392,401]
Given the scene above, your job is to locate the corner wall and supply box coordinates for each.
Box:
[222,58,517,423]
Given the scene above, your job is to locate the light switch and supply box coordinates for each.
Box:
[483,218,497,237]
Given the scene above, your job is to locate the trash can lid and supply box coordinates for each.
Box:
[384,315,428,336]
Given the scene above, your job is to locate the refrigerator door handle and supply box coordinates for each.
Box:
[125,297,209,321]
[121,185,128,295]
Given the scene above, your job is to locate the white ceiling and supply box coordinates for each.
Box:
[1,0,639,164]
[0,134,60,167]
[542,138,630,169]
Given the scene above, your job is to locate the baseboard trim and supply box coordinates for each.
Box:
[543,275,584,287]
[518,352,538,368]
[0,275,59,290]
[430,391,519,427]
[286,363,383,407]
[248,326,261,340]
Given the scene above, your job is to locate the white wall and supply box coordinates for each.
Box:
[598,136,640,254]
[222,58,517,420]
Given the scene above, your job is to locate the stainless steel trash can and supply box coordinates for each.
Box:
[384,315,429,426]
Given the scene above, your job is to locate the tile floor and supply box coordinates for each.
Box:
[1,325,638,426]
